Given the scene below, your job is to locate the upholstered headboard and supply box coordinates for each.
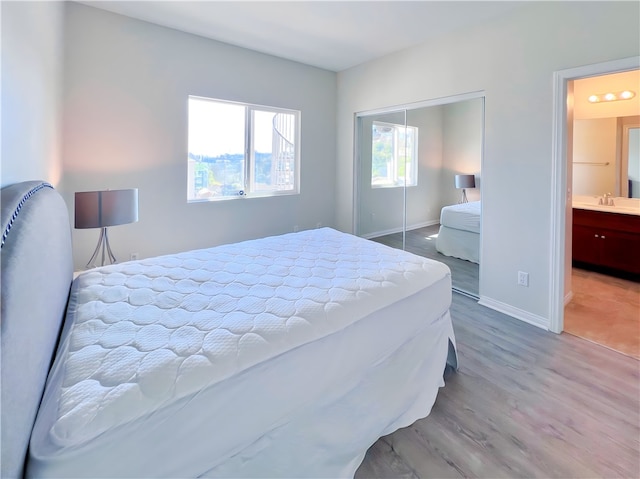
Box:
[1,181,73,478]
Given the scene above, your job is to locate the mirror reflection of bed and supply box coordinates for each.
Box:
[369,202,480,298]
[355,95,483,298]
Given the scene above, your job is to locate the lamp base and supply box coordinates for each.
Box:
[85,227,117,269]
[459,189,469,204]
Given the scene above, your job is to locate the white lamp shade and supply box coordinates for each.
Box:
[454,174,476,189]
[75,189,139,229]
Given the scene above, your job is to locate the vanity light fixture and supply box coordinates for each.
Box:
[588,90,636,103]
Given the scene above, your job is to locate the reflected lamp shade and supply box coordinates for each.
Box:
[75,189,139,268]
[454,174,476,189]
[454,174,475,203]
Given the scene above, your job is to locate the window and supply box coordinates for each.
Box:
[371,121,418,188]
[187,96,300,201]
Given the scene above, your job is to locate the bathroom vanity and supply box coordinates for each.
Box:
[572,206,640,279]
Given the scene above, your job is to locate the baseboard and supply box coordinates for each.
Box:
[452,287,479,301]
[361,220,439,240]
[478,296,549,331]
[564,290,573,306]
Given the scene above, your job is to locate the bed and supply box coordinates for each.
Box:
[435,200,481,264]
[1,180,457,479]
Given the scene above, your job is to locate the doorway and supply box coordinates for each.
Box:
[550,56,640,345]
[564,71,640,358]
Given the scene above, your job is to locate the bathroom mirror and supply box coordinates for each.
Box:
[572,116,640,198]
[622,124,640,198]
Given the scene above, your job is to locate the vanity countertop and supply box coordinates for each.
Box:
[572,196,640,216]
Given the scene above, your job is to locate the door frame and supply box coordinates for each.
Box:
[549,56,640,334]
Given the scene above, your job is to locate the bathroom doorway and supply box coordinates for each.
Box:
[550,58,640,358]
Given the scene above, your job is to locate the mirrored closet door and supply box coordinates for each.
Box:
[356,109,409,250]
[355,95,485,298]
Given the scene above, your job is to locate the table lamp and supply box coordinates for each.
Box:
[75,189,138,268]
[454,174,475,203]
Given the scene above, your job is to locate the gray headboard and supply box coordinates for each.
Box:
[1,181,73,478]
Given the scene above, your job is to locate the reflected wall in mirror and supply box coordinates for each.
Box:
[355,95,484,298]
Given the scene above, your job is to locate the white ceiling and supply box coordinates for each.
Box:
[78,1,529,72]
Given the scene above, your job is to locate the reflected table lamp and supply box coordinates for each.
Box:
[75,189,139,268]
[455,174,475,203]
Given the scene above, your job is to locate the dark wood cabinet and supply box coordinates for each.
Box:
[572,208,640,278]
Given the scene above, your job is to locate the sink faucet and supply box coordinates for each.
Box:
[600,193,614,206]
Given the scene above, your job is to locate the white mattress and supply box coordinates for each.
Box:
[29,228,454,478]
[440,201,481,233]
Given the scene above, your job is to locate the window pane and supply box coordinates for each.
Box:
[188,98,246,199]
[397,126,417,187]
[188,96,300,201]
[371,123,394,187]
[371,122,418,188]
[252,110,296,192]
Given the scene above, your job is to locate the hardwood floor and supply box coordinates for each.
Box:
[565,267,639,359]
[370,225,479,297]
[356,292,640,478]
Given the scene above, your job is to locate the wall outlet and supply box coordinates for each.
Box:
[293,225,299,233]
[517,271,529,287]
[130,252,139,261]
[316,222,322,228]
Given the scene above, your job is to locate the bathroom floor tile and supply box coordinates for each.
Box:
[565,268,639,359]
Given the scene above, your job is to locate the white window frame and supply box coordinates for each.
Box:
[371,121,418,188]
[187,96,301,202]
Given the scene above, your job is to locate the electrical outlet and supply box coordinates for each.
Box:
[130,252,139,261]
[517,271,529,287]
[316,222,322,229]
[293,225,299,233]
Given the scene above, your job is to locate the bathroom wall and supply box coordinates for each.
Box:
[572,118,617,196]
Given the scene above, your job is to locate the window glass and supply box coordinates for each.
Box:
[188,97,300,201]
[371,121,418,188]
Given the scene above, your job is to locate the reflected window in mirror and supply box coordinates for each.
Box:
[371,122,418,188]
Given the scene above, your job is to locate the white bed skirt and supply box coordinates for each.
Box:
[436,225,480,264]
[202,290,456,478]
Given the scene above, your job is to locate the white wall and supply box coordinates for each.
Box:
[0,1,65,187]
[60,3,337,270]
[336,1,640,325]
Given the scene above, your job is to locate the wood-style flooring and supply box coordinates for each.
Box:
[565,267,639,360]
[356,292,640,478]
[370,225,479,297]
